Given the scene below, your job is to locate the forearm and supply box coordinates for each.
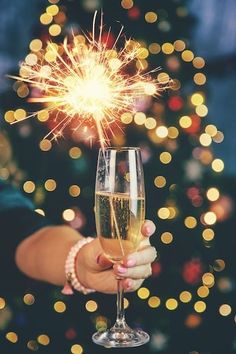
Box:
[15,225,83,286]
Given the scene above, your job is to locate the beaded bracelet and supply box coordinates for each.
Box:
[62,237,95,295]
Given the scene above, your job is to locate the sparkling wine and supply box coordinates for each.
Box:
[95,191,145,261]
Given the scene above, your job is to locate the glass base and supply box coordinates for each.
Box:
[92,322,150,348]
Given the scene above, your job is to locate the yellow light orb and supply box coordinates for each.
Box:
[145,12,158,23]
[37,334,50,346]
[184,216,197,229]
[196,104,208,117]
[124,297,129,309]
[168,207,177,219]
[213,131,224,143]
[121,0,133,10]
[205,124,218,137]
[0,297,6,310]
[174,40,186,51]
[194,301,206,313]
[145,117,157,130]
[40,13,53,25]
[45,51,57,63]
[206,187,220,201]
[39,139,52,152]
[23,181,36,194]
[158,207,170,219]
[202,273,215,288]
[179,115,192,128]
[54,301,66,313]
[14,108,26,121]
[37,110,50,122]
[121,112,133,124]
[159,152,172,164]
[161,232,173,244]
[194,73,206,85]
[202,228,215,241]
[149,43,161,54]
[6,332,18,343]
[44,179,57,192]
[148,296,161,308]
[35,209,45,216]
[69,185,81,197]
[137,47,149,60]
[46,4,59,16]
[85,300,98,312]
[211,159,224,172]
[17,85,29,98]
[203,211,217,225]
[166,298,178,310]
[197,286,210,298]
[168,126,179,139]
[134,112,146,125]
[49,24,62,36]
[23,293,35,305]
[162,42,174,54]
[191,93,204,106]
[157,72,170,84]
[199,133,212,147]
[4,110,15,123]
[62,209,75,222]
[30,39,43,52]
[154,176,166,188]
[181,50,194,62]
[192,57,205,69]
[137,287,150,299]
[179,291,192,303]
[71,344,83,354]
[69,147,82,159]
[219,304,232,317]
[156,125,168,138]
[25,53,38,66]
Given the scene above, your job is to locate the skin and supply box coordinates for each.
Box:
[15,220,156,294]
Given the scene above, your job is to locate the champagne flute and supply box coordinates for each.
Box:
[92,147,149,347]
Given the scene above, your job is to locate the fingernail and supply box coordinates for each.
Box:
[126,259,136,267]
[145,226,151,235]
[117,265,127,274]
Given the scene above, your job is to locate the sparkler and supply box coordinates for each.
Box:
[10,12,164,147]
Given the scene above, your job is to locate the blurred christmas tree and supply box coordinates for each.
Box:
[1,0,235,353]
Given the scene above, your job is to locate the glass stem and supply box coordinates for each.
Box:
[116,279,126,326]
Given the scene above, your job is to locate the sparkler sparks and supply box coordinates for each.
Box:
[10,12,164,147]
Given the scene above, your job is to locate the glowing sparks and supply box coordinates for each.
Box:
[10,13,164,146]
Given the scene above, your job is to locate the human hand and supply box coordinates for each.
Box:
[76,220,156,294]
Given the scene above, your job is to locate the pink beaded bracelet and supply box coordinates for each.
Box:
[62,237,95,295]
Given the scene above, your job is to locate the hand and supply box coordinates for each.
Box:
[76,220,156,294]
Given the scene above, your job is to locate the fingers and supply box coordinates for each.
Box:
[141,220,156,237]
[122,245,157,267]
[114,263,152,279]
